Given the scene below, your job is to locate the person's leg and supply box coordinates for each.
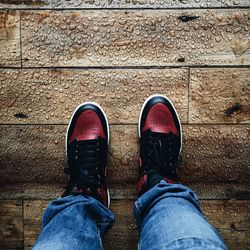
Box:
[34,195,114,250]
[33,102,114,249]
[134,181,227,250]
[135,94,227,250]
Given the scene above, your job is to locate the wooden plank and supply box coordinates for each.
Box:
[0,0,249,9]
[180,125,249,199]
[201,200,250,250]
[0,11,21,67]
[190,68,250,124]
[23,199,250,250]
[0,68,188,124]
[23,200,45,249]
[104,200,138,250]
[0,200,23,249]
[21,10,250,67]
[0,125,249,200]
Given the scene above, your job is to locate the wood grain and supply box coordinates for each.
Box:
[0,200,23,249]
[23,199,250,250]
[202,200,250,250]
[0,125,249,200]
[190,68,250,124]
[1,0,249,9]
[0,68,188,124]
[0,11,21,67]
[21,10,250,67]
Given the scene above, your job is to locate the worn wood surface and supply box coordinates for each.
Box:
[0,0,249,248]
[1,0,250,9]
[0,68,188,124]
[202,200,250,250]
[0,125,249,200]
[1,68,249,125]
[23,199,250,250]
[190,68,250,124]
[0,11,20,67]
[20,10,250,67]
[0,200,23,249]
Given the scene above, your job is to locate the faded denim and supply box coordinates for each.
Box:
[33,180,227,250]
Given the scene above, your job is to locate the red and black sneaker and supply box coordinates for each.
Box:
[136,94,182,196]
[63,102,110,207]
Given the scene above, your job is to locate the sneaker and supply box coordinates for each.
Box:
[136,94,182,196]
[63,102,110,207]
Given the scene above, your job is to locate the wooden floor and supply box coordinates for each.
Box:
[0,0,249,249]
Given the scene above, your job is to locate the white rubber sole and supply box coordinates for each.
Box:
[138,94,183,156]
[65,101,111,207]
[107,189,110,208]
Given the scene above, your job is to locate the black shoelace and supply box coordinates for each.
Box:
[65,138,105,191]
[141,130,181,180]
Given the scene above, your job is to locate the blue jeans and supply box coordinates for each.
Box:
[33,181,227,250]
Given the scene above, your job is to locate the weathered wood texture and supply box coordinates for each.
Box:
[202,200,250,250]
[0,68,188,124]
[21,10,250,67]
[0,200,23,249]
[0,11,20,67]
[0,125,249,200]
[1,68,249,125]
[190,68,250,124]
[1,0,250,9]
[23,199,250,250]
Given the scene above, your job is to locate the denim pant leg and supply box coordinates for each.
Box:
[33,195,115,250]
[134,180,227,250]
